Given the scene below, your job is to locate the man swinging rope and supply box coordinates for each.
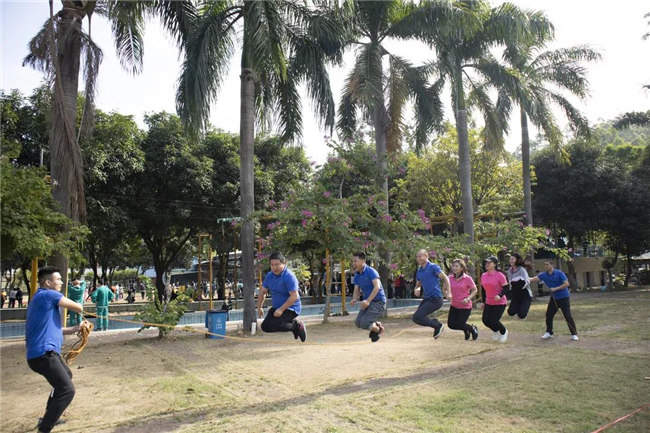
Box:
[530,260,579,341]
[26,267,91,433]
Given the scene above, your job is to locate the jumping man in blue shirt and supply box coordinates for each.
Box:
[413,249,450,339]
[351,252,386,342]
[530,260,579,341]
[26,267,91,433]
[257,252,307,342]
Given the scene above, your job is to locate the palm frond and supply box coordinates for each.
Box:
[176,2,240,135]
[78,30,103,145]
[147,0,198,48]
[107,0,146,74]
[465,79,507,151]
[545,89,592,140]
[242,1,286,78]
[385,55,409,153]
[612,111,650,130]
[23,18,55,76]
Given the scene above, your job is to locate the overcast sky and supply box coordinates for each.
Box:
[2,1,649,163]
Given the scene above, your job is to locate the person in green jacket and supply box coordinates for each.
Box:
[67,279,86,326]
[91,282,114,331]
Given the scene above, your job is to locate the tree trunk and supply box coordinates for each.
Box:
[370,48,391,299]
[323,252,331,323]
[152,257,167,303]
[624,253,632,287]
[239,67,256,335]
[521,109,533,227]
[455,76,474,245]
[48,6,88,311]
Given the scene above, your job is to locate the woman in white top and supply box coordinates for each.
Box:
[507,253,532,319]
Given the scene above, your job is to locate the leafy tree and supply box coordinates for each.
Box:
[1,86,51,167]
[397,124,523,235]
[125,112,213,300]
[83,109,144,287]
[1,142,88,288]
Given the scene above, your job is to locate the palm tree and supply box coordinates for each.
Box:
[424,0,552,244]
[176,0,344,334]
[335,0,463,289]
[24,0,195,282]
[501,42,600,226]
[337,0,467,199]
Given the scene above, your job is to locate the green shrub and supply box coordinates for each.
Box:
[133,286,190,339]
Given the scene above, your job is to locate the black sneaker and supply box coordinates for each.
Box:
[369,330,380,342]
[296,322,307,342]
[292,320,299,340]
[464,329,470,341]
[433,324,445,339]
[471,325,479,340]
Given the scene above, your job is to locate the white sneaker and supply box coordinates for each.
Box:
[492,331,500,341]
[571,335,579,341]
[499,329,508,343]
[541,332,553,339]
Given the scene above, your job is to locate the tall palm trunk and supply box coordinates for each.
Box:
[454,74,474,244]
[520,109,533,226]
[370,46,391,300]
[49,5,88,312]
[239,67,256,334]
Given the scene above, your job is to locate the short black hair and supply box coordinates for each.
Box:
[353,252,366,261]
[38,266,61,284]
[269,252,286,263]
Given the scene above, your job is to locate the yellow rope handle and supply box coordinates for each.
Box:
[63,320,94,364]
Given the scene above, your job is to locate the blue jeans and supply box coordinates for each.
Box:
[412,297,443,328]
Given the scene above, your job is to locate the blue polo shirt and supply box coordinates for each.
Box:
[25,288,64,360]
[353,265,386,303]
[416,261,443,299]
[537,269,570,299]
[263,267,301,314]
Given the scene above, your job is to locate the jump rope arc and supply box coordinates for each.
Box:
[65,311,439,357]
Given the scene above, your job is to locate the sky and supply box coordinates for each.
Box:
[1,1,649,164]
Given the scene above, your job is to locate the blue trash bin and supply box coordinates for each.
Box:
[205,310,228,340]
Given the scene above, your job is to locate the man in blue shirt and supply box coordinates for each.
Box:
[413,249,450,339]
[530,260,579,341]
[351,252,386,342]
[26,267,89,433]
[257,252,307,342]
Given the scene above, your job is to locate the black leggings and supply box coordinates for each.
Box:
[447,306,473,332]
[508,280,532,319]
[482,304,506,334]
[261,308,299,333]
[28,351,75,433]
[546,297,577,335]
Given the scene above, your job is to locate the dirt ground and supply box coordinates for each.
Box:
[1,290,649,433]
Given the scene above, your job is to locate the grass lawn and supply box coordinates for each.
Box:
[1,290,648,433]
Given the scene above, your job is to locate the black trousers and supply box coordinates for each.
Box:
[261,308,299,333]
[508,280,532,319]
[447,306,473,332]
[27,351,75,433]
[482,304,507,334]
[546,297,578,335]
